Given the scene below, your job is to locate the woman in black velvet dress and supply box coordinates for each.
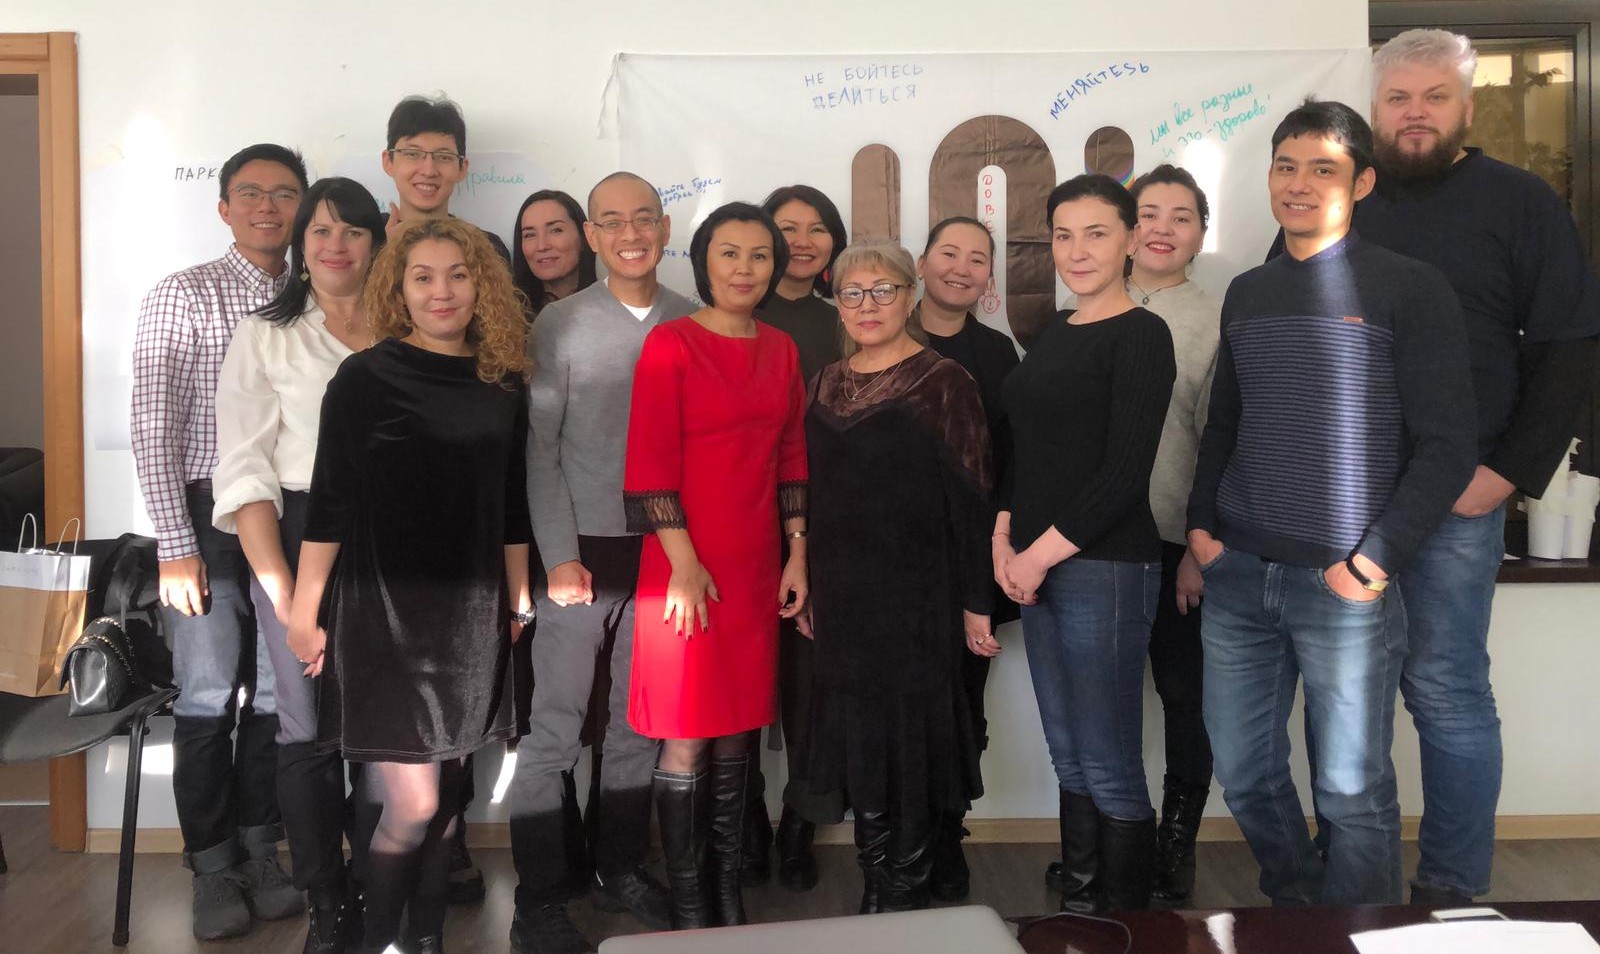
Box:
[287,217,534,953]
[800,242,996,914]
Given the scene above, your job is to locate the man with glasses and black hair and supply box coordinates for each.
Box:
[132,142,309,941]
[379,93,511,905]
[381,93,510,261]
[509,171,695,954]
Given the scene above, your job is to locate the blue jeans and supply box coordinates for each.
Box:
[1399,507,1504,897]
[1201,549,1405,905]
[1021,558,1159,821]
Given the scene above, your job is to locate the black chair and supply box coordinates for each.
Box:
[0,685,178,946]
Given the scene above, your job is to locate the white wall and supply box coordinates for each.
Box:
[9,1,1597,834]
[0,86,43,450]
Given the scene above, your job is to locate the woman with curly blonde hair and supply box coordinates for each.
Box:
[287,216,534,952]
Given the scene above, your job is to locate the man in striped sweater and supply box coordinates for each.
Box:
[1186,100,1476,906]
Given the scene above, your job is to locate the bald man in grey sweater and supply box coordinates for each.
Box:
[509,173,696,954]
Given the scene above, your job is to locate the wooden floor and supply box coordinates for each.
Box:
[1,805,1596,952]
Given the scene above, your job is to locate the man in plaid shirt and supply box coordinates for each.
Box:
[131,143,309,941]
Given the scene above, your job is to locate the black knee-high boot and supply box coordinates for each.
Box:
[1098,813,1156,912]
[1057,790,1102,914]
[362,848,421,953]
[707,756,749,926]
[405,763,466,948]
[654,769,712,930]
[853,811,891,914]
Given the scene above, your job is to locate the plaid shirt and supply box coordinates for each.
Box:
[131,246,286,560]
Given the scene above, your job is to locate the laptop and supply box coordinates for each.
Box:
[597,905,1026,953]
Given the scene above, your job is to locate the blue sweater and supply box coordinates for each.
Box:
[1187,233,1476,572]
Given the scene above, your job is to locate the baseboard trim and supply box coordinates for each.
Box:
[85,813,1600,854]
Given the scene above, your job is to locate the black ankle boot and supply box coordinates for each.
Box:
[1098,813,1156,912]
[654,768,712,930]
[776,806,818,892]
[1151,775,1208,908]
[1057,790,1102,914]
[929,812,971,902]
[304,882,350,954]
[708,757,749,927]
[853,811,891,914]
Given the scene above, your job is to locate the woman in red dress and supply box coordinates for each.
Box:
[623,202,809,929]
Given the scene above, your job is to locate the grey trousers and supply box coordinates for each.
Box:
[509,535,660,904]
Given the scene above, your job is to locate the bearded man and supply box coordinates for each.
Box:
[1354,29,1600,906]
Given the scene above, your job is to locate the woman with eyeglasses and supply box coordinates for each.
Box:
[214,176,387,952]
[996,174,1174,913]
[800,243,994,914]
[622,202,809,929]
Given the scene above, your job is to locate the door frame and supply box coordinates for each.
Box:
[0,32,87,852]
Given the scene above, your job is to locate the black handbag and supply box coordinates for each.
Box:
[57,537,167,715]
[59,615,150,715]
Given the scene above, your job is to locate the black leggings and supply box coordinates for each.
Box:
[1149,542,1213,788]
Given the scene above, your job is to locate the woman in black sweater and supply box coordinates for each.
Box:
[911,215,1020,900]
[995,175,1175,913]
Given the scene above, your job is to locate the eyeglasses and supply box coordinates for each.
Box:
[593,215,662,234]
[388,147,464,169]
[836,282,909,308]
[230,186,301,205]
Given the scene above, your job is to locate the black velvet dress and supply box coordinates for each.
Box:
[803,349,995,817]
[303,338,531,763]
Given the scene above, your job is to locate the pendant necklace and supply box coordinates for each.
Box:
[1128,277,1181,306]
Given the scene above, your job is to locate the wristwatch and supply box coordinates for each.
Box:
[511,609,537,626]
[1344,557,1389,593]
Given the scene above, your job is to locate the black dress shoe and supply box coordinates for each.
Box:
[1411,883,1473,907]
[509,901,593,954]
[591,867,672,931]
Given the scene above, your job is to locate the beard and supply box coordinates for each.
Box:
[1375,119,1470,182]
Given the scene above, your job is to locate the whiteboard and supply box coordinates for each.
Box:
[617,50,1370,344]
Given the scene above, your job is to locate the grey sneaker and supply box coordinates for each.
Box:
[191,868,252,940]
[237,852,306,921]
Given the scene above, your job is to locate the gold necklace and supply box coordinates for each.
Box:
[843,348,915,402]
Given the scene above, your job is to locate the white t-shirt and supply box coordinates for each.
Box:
[212,302,356,532]
[622,301,653,321]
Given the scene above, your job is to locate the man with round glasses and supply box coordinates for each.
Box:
[380,94,510,261]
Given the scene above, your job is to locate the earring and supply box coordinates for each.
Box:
[299,270,310,282]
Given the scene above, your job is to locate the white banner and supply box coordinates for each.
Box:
[617,50,1369,344]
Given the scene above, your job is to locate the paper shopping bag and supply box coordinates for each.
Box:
[0,517,92,696]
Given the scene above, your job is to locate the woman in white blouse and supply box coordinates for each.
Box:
[213,176,385,953]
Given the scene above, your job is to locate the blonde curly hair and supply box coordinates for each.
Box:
[362,217,530,384]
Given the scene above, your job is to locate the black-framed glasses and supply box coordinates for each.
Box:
[593,214,662,234]
[230,185,301,205]
[837,282,908,308]
[388,147,464,169]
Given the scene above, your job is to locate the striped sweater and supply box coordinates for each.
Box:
[1186,233,1476,572]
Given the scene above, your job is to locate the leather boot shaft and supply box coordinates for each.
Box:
[653,768,712,930]
[707,757,749,926]
[853,810,891,914]
[1098,813,1156,912]
[1058,790,1103,914]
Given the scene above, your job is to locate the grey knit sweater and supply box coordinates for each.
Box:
[1136,279,1222,546]
[525,279,697,570]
